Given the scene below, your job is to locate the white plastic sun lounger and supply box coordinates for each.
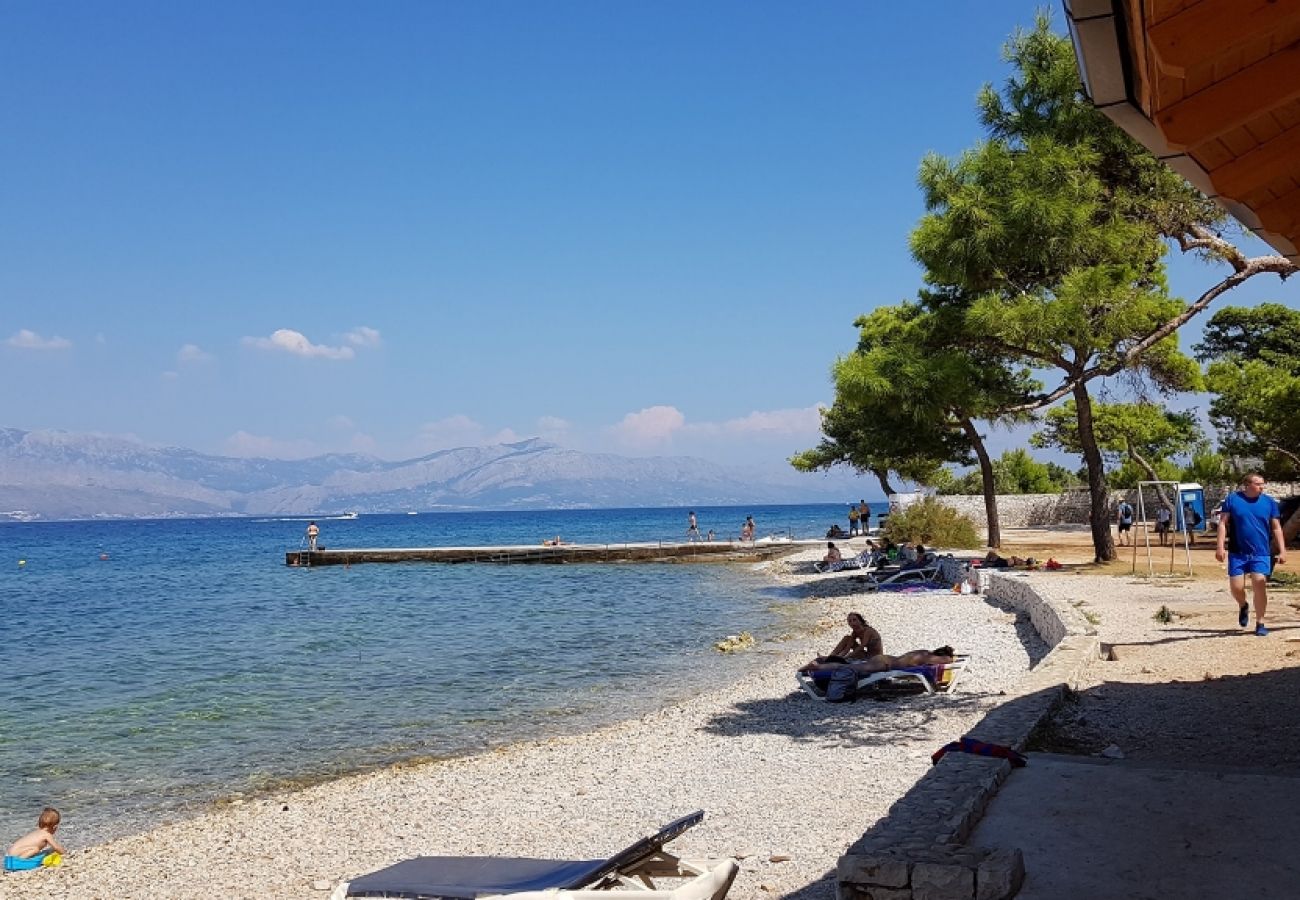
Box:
[814,549,885,574]
[333,810,738,900]
[795,655,970,700]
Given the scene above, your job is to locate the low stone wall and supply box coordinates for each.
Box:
[836,573,1099,900]
[935,482,1300,531]
[934,492,1093,527]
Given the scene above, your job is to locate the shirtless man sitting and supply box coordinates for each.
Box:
[798,612,883,672]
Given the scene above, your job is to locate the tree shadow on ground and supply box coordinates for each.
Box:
[1107,623,1300,653]
[1031,664,1300,767]
[700,689,992,751]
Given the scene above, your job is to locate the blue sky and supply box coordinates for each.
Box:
[1,2,1294,493]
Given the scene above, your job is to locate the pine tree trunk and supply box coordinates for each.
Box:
[871,467,897,497]
[960,416,1001,549]
[1074,383,1116,562]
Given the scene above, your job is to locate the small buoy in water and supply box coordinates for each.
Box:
[17,559,25,567]
[99,553,110,561]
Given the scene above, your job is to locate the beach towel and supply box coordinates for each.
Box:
[930,737,1027,767]
[810,663,949,690]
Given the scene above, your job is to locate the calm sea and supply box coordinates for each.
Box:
[0,503,884,844]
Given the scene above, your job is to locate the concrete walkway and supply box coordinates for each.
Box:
[969,752,1300,899]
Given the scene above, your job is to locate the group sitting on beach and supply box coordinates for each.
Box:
[797,612,955,676]
[800,645,957,677]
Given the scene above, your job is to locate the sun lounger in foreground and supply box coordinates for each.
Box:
[795,656,970,701]
[333,810,738,900]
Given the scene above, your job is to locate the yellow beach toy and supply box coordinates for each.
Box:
[42,852,62,867]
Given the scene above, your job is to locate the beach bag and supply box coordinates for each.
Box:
[825,666,858,703]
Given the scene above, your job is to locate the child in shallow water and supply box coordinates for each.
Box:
[5,807,66,871]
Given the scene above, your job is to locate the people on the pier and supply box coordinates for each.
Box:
[305,521,319,551]
[5,807,65,872]
[740,516,755,542]
[686,511,701,542]
[542,536,567,546]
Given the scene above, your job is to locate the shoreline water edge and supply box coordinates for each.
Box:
[5,540,1048,900]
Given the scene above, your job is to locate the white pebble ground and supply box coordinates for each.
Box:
[5,548,1046,900]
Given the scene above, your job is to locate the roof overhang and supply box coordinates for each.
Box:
[1065,0,1300,265]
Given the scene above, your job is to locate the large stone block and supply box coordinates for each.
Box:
[839,852,910,888]
[976,847,1024,900]
[911,860,975,900]
[860,888,913,900]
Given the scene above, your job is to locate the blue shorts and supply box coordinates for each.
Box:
[1228,554,1273,578]
[4,850,50,871]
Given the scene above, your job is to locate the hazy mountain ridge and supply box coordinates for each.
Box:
[0,428,843,520]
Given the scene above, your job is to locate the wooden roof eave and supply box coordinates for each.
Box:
[1064,0,1300,265]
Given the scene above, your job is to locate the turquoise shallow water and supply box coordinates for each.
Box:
[0,503,883,844]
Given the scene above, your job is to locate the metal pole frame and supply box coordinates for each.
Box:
[1135,480,1193,577]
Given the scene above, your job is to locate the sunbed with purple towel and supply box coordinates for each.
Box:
[796,656,969,700]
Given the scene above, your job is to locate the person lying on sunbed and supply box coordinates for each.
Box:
[802,645,956,675]
[798,612,883,672]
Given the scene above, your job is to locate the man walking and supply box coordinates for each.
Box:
[1216,473,1287,636]
[1115,498,1134,546]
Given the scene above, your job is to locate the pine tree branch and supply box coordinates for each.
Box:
[993,237,1297,415]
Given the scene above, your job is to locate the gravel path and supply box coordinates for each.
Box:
[4,548,1046,900]
[1025,569,1300,768]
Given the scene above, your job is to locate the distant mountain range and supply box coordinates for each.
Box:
[0,428,854,521]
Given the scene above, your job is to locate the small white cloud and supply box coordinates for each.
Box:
[161,370,179,380]
[343,325,382,348]
[692,405,824,438]
[327,415,355,430]
[536,415,571,440]
[410,416,519,454]
[177,343,214,364]
[241,329,355,360]
[94,333,107,345]
[223,430,321,459]
[349,432,379,454]
[611,405,686,446]
[6,329,71,350]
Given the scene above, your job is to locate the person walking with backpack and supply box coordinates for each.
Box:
[1115,499,1134,546]
[1217,473,1287,637]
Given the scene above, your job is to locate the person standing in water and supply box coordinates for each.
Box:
[686,511,701,542]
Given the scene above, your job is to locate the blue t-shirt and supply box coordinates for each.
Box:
[1223,491,1281,557]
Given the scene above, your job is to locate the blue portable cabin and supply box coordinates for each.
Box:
[1175,483,1206,532]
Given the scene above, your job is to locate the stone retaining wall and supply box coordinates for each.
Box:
[836,573,1099,900]
[934,482,1300,530]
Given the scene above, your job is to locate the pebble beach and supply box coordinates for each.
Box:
[4,544,1049,900]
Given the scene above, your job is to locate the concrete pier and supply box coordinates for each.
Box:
[286,539,810,567]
